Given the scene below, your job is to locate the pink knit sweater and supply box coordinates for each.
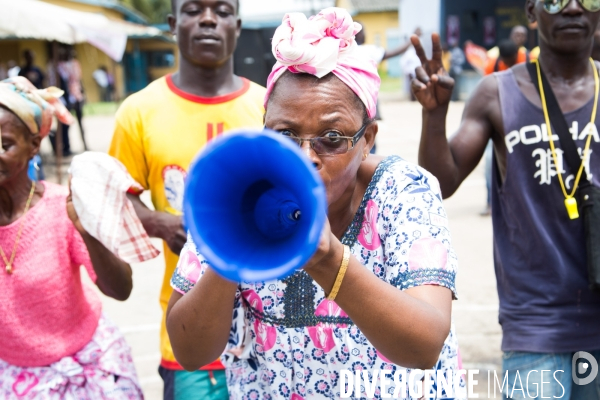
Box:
[0,182,101,367]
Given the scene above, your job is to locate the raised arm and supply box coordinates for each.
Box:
[383,28,424,61]
[382,40,412,61]
[412,33,496,198]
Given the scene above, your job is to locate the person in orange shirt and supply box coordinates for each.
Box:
[487,25,528,58]
[484,39,525,75]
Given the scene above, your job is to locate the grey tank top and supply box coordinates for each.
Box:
[493,69,600,353]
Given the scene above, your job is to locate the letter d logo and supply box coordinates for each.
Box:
[572,352,599,386]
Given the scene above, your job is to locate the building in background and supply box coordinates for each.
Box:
[399,0,532,51]
[0,0,175,102]
[233,0,334,86]
[398,0,533,99]
[235,0,402,84]
[336,0,401,76]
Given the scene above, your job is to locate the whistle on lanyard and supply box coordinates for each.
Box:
[565,197,580,220]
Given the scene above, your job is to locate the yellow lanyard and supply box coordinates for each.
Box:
[534,58,599,220]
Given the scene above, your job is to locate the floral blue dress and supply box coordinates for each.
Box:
[172,156,463,399]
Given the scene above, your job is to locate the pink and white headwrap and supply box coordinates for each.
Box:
[265,7,381,119]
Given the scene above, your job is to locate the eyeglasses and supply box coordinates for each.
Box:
[540,0,600,14]
[274,124,368,156]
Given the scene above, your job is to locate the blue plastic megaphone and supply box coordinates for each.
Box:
[183,129,327,282]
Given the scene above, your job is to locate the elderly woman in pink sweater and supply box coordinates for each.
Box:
[0,77,143,399]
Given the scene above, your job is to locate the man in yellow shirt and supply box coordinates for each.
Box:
[109,0,265,398]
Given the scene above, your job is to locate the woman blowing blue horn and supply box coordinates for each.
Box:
[167,8,462,399]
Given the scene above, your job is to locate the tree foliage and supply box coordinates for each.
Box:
[120,0,171,24]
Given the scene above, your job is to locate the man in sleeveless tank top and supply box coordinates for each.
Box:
[412,1,600,398]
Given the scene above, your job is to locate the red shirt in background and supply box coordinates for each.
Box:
[484,48,529,75]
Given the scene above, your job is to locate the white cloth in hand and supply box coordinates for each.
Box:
[69,152,160,263]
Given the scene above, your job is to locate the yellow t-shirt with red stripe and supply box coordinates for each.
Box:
[109,75,266,370]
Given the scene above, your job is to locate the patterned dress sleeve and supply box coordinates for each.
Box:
[382,164,458,298]
[170,234,209,295]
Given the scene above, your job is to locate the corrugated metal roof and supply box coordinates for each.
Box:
[347,0,398,13]
[62,0,149,24]
[1,0,166,57]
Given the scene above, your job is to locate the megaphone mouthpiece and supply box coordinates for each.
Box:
[292,209,301,221]
[253,187,302,241]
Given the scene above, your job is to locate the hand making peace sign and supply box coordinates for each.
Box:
[410,33,455,111]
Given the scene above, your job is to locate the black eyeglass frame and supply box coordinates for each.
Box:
[269,123,369,156]
[540,0,600,14]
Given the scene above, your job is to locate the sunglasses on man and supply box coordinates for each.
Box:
[541,0,600,14]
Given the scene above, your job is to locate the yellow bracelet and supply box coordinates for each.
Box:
[327,245,350,301]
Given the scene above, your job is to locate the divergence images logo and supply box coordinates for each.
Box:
[572,352,599,386]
